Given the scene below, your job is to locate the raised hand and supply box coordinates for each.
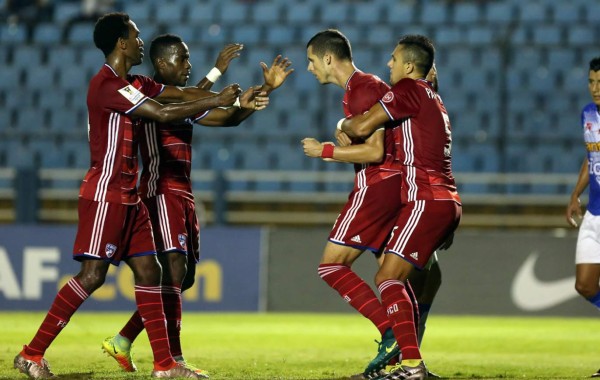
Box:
[240,86,269,111]
[260,55,294,90]
[215,43,243,74]
[217,84,242,107]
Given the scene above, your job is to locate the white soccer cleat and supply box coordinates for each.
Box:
[151,362,203,378]
[14,353,55,379]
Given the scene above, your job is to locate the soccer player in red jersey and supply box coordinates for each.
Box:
[340,35,461,380]
[407,63,446,358]
[101,34,293,376]
[304,63,446,379]
[303,29,405,378]
[13,13,244,380]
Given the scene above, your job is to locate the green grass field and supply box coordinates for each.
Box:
[1,312,598,379]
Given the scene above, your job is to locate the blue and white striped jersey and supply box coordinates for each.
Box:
[582,103,600,215]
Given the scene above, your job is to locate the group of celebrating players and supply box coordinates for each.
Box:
[13,11,461,380]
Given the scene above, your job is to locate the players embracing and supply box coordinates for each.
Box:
[340,35,461,380]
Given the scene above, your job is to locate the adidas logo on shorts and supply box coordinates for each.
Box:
[410,252,419,260]
[351,235,362,243]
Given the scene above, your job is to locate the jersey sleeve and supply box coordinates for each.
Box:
[349,80,391,116]
[133,75,165,99]
[191,110,210,122]
[378,78,421,121]
[97,76,151,115]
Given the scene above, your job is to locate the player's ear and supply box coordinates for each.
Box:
[117,36,128,50]
[155,57,167,70]
[405,61,414,75]
[323,53,332,66]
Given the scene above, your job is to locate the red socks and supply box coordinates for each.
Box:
[319,264,391,335]
[162,285,183,358]
[120,285,182,359]
[119,310,144,343]
[24,278,89,356]
[134,285,174,369]
[378,279,421,360]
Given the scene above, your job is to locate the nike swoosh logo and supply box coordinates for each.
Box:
[385,342,397,354]
[511,251,577,311]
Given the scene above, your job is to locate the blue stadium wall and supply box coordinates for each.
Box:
[0,225,264,312]
[0,225,595,317]
[1,0,597,175]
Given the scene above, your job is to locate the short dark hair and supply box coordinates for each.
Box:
[590,57,600,72]
[306,29,352,61]
[150,34,183,63]
[397,34,435,77]
[93,12,130,57]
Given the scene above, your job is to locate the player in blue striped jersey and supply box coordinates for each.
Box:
[566,56,600,378]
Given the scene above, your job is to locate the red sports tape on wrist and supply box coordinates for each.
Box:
[321,144,335,159]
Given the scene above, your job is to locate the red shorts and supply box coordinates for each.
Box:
[73,199,156,265]
[385,200,461,269]
[144,193,200,263]
[329,174,402,253]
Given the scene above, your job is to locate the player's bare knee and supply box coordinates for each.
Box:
[320,249,343,265]
[159,252,187,286]
[75,271,105,292]
[171,254,188,283]
[134,263,162,286]
[168,263,188,287]
[575,281,598,299]
[320,244,361,266]
[75,260,109,292]
[136,270,162,286]
[374,271,394,287]
[129,255,163,285]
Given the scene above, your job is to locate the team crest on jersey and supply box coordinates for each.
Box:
[382,91,394,103]
[105,243,117,258]
[178,234,187,249]
[118,84,144,105]
[586,122,593,131]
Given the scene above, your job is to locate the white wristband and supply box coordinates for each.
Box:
[206,67,222,83]
[233,97,241,108]
[336,118,346,130]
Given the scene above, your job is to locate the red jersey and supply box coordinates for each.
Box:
[138,111,209,201]
[379,78,460,204]
[343,70,401,187]
[80,64,164,205]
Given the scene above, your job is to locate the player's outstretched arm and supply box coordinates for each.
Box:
[197,43,244,91]
[341,103,389,139]
[335,128,352,147]
[132,84,241,123]
[567,157,590,227]
[153,45,243,103]
[155,85,216,103]
[198,86,270,127]
[301,130,384,164]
